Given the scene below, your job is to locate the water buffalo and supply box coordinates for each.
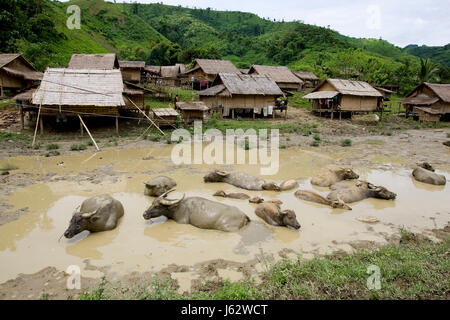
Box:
[418,162,435,172]
[295,190,352,210]
[327,181,397,204]
[412,167,446,186]
[63,195,124,239]
[203,170,281,191]
[213,190,250,200]
[255,202,300,230]
[144,176,177,197]
[143,190,250,232]
[311,168,359,187]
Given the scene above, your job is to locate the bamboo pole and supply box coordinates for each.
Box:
[31,104,42,148]
[78,115,100,151]
[125,96,165,136]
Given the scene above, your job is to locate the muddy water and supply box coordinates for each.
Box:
[0,144,449,284]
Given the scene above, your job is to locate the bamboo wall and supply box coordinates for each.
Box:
[121,68,141,83]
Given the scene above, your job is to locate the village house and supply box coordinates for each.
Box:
[68,53,120,70]
[119,60,145,84]
[183,59,240,90]
[176,101,210,124]
[248,65,304,92]
[292,71,319,88]
[303,79,383,119]
[401,82,450,122]
[198,73,284,119]
[0,54,42,97]
[31,68,125,133]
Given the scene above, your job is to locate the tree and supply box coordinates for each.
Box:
[418,58,439,83]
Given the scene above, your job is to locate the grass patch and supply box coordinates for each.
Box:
[0,131,30,141]
[70,144,87,151]
[341,139,352,147]
[79,235,450,300]
[45,143,59,150]
[310,140,320,147]
[313,134,321,141]
[0,163,19,171]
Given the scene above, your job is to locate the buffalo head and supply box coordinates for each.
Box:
[64,208,100,239]
[281,210,301,230]
[367,183,397,200]
[341,168,360,180]
[330,199,352,210]
[203,170,229,183]
[143,189,185,220]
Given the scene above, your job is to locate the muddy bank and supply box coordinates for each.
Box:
[0,127,449,299]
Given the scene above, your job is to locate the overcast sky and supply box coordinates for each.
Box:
[112,0,449,47]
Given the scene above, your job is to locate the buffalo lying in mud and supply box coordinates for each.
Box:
[413,167,446,186]
[63,195,124,239]
[327,181,397,204]
[311,168,359,187]
[143,190,250,232]
[144,176,177,197]
[255,201,301,230]
[295,190,352,210]
[203,170,292,191]
[213,190,250,200]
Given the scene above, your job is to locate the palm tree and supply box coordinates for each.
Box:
[418,58,439,83]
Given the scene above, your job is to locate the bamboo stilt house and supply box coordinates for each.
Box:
[401,82,450,121]
[303,79,383,117]
[292,71,319,88]
[32,68,125,132]
[119,60,145,84]
[198,73,284,119]
[0,54,43,97]
[183,59,240,90]
[248,65,304,92]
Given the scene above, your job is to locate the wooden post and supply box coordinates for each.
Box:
[115,116,119,135]
[125,96,165,136]
[339,111,342,120]
[20,105,24,130]
[285,107,288,120]
[78,115,100,151]
[331,111,334,120]
[253,109,256,120]
[40,116,44,135]
[232,109,235,119]
[80,118,84,137]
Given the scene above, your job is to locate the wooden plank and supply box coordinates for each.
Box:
[78,115,100,151]
[126,96,165,136]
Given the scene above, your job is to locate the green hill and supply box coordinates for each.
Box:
[404,44,450,67]
[1,0,449,93]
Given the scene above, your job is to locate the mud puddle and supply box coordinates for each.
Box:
[0,144,449,291]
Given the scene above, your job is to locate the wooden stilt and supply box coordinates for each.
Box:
[115,116,119,135]
[80,119,84,137]
[339,111,342,120]
[331,110,334,120]
[78,115,100,151]
[232,109,235,119]
[39,116,44,135]
[125,96,165,136]
[20,105,24,129]
[285,107,288,120]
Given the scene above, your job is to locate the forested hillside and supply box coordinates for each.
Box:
[1,0,449,93]
[404,44,450,67]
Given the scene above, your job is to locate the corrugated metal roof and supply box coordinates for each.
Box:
[303,91,339,99]
[315,79,382,97]
[32,68,125,107]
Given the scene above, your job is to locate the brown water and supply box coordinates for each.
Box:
[0,144,449,283]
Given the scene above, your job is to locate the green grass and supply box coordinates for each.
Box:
[310,140,320,147]
[202,119,301,134]
[341,139,352,147]
[70,144,87,151]
[0,163,19,171]
[45,143,59,150]
[0,131,30,142]
[78,234,449,300]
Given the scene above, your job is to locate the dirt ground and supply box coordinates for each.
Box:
[0,107,449,300]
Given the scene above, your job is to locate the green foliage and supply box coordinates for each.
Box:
[79,277,109,300]
[404,44,450,67]
[45,143,59,150]
[341,139,352,147]
[70,144,87,151]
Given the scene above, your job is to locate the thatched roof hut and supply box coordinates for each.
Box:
[32,68,125,116]
[68,54,120,70]
[0,54,42,96]
[199,73,284,119]
[292,71,319,87]
[176,101,209,123]
[183,59,240,88]
[304,79,382,115]
[248,65,303,91]
[119,60,145,83]
[401,82,450,120]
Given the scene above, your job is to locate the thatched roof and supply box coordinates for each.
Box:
[403,82,450,104]
[68,54,119,70]
[415,107,443,115]
[119,60,145,69]
[249,65,303,85]
[303,91,339,100]
[176,63,186,74]
[177,101,209,111]
[185,59,240,76]
[313,79,382,97]
[239,68,250,74]
[199,73,283,97]
[161,65,181,78]
[293,71,318,81]
[144,65,161,74]
[13,88,37,101]
[0,53,42,80]
[123,81,153,95]
[32,68,125,107]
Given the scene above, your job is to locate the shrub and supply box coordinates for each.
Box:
[70,144,87,151]
[310,140,320,147]
[46,143,59,150]
[313,134,321,141]
[341,139,352,147]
